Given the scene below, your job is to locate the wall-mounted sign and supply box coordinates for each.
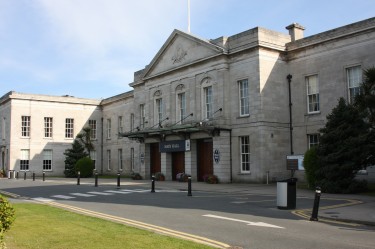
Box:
[286,155,304,170]
[214,149,220,164]
[140,153,145,164]
[160,140,190,153]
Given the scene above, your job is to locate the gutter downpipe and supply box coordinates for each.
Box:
[101,117,104,174]
[287,74,294,156]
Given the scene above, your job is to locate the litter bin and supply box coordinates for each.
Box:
[277,178,297,209]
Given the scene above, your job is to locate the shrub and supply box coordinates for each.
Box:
[203,174,219,184]
[154,172,165,181]
[75,157,94,178]
[0,195,15,248]
[131,172,142,180]
[303,147,319,189]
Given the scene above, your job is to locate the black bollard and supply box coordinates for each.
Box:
[187,176,192,196]
[117,172,121,189]
[24,171,26,180]
[151,175,155,193]
[310,186,322,221]
[32,172,35,181]
[95,172,98,187]
[77,171,81,185]
[43,171,45,181]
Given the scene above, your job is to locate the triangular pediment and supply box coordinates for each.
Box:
[143,30,225,79]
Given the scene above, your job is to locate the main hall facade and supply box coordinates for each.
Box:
[1,18,375,183]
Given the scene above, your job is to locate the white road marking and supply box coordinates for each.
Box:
[119,189,149,193]
[33,197,55,202]
[104,190,131,194]
[70,193,96,197]
[203,214,284,229]
[51,195,76,199]
[87,192,114,196]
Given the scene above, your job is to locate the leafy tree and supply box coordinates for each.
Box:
[316,98,369,193]
[75,157,94,178]
[64,139,88,177]
[76,126,94,156]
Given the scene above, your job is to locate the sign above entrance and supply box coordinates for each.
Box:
[159,140,190,153]
[286,155,304,170]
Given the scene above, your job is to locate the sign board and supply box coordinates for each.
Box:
[140,153,145,164]
[286,155,304,170]
[214,149,220,164]
[159,140,190,153]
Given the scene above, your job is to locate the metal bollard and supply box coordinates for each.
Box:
[32,172,35,181]
[151,175,155,193]
[43,171,45,181]
[95,172,98,187]
[77,171,81,185]
[187,176,192,196]
[117,172,121,189]
[24,171,26,180]
[310,186,322,221]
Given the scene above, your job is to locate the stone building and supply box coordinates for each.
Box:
[1,17,374,183]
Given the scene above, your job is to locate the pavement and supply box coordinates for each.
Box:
[1,176,375,227]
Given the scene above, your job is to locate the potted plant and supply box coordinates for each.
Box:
[154,172,165,181]
[203,174,219,184]
[131,172,142,180]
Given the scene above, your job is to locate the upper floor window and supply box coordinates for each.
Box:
[306,75,320,113]
[347,66,362,103]
[107,118,111,139]
[21,116,30,137]
[177,92,186,123]
[240,136,250,173]
[204,86,213,119]
[65,118,74,138]
[156,98,163,125]
[130,113,135,132]
[239,79,249,116]
[43,149,53,171]
[2,117,6,140]
[118,116,123,134]
[44,117,53,138]
[89,120,97,140]
[140,104,146,129]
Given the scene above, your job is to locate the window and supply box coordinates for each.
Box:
[140,104,145,129]
[240,136,250,173]
[21,116,30,137]
[90,150,96,169]
[20,149,30,171]
[130,113,134,131]
[107,150,111,171]
[43,149,52,171]
[308,134,319,149]
[118,149,123,171]
[131,148,135,171]
[118,116,123,134]
[177,92,186,123]
[44,117,53,138]
[239,79,249,116]
[2,118,6,140]
[204,86,213,119]
[107,119,111,139]
[306,75,320,113]
[89,120,97,140]
[347,66,362,103]
[156,98,163,125]
[65,118,74,138]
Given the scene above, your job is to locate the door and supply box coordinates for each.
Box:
[172,152,185,180]
[150,143,161,177]
[197,139,213,181]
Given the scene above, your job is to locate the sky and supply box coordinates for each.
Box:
[0,0,374,99]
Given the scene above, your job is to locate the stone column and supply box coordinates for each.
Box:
[161,152,172,180]
[184,140,197,181]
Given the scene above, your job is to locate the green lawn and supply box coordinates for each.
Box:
[5,203,214,249]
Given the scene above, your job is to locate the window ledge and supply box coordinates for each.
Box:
[305,112,321,116]
[237,172,251,175]
[237,114,250,119]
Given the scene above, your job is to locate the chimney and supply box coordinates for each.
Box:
[286,23,305,41]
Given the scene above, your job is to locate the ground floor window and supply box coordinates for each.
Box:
[20,149,30,171]
[308,134,319,149]
[43,149,52,171]
[107,150,111,171]
[240,136,250,173]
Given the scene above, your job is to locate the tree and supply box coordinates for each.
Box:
[316,98,369,193]
[64,139,88,177]
[76,126,94,156]
[75,157,94,178]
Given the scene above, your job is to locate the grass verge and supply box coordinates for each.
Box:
[5,203,214,249]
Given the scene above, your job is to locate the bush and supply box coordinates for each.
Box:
[0,195,15,248]
[203,174,218,184]
[303,147,319,189]
[131,172,142,180]
[154,172,165,181]
[75,157,94,178]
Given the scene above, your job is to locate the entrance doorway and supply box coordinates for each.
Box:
[150,143,161,177]
[197,139,213,181]
[172,152,185,180]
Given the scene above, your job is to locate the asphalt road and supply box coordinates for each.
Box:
[1,178,374,249]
